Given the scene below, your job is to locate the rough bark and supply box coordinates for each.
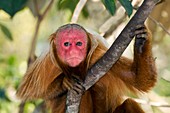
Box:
[66,0,159,113]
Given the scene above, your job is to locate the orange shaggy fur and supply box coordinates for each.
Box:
[17,24,157,113]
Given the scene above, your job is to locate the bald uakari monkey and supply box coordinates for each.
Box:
[17,23,157,113]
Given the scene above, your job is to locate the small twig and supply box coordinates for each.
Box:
[71,0,87,23]
[19,1,54,113]
[134,98,170,107]
[99,7,126,37]
[148,16,170,36]
[18,101,25,113]
[41,0,54,19]
[34,0,40,16]
[28,0,54,64]
[123,96,170,108]
[133,0,170,37]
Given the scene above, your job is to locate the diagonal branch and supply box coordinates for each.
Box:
[65,0,159,113]
[71,0,87,23]
[19,1,54,113]
[148,16,170,36]
[28,0,54,65]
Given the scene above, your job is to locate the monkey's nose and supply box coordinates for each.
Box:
[69,49,79,56]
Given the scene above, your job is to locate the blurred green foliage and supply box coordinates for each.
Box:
[154,78,170,96]
[102,0,133,16]
[102,0,116,15]
[57,0,89,18]
[0,55,21,113]
[118,0,133,17]
[0,23,13,40]
[0,0,27,17]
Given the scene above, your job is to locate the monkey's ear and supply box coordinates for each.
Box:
[49,33,56,44]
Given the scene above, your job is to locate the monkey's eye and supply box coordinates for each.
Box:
[76,42,82,46]
[64,42,71,47]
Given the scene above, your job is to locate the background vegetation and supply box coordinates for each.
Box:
[0,0,170,113]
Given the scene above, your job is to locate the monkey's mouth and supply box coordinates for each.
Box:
[66,57,84,67]
[67,57,83,61]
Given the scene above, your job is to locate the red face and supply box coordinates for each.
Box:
[54,28,88,67]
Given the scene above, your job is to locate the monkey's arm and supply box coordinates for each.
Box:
[111,26,157,92]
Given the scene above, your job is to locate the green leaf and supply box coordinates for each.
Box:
[0,24,13,41]
[0,0,27,17]
[0,88,6,99]
[103,0,116,16]
[57,0,89,18]
[118,0,133,17]
[154,78,170,96]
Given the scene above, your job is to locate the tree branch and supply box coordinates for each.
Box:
[71,0,87,23]
[65,0,159,113]
[28,0,54,65]
[148,16,170,36]
[134,98,170,107]
[99,6,126,37]
[19,1,54,113]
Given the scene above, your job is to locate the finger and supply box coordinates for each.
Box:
[135,29,147,35]
[73,83,85,94]
[73,86,82,94]
[135,24,145,30]
[136,33,147,38]
[63,77,73,90]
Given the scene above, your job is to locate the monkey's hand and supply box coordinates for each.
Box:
[134,25,149,54]
[63,76,74,90]
[72,77,85,95]
[63,75,85,95]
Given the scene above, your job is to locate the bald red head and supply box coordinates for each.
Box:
[54,24,88,67]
